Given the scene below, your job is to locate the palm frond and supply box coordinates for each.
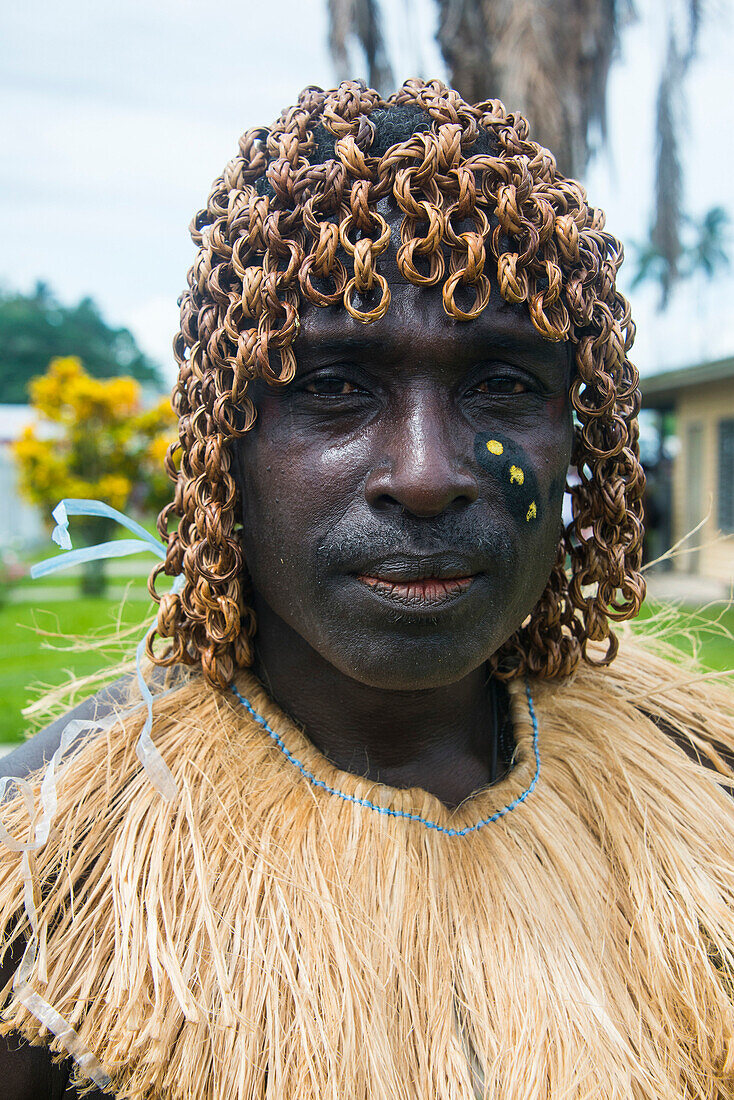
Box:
[650,33,683,307]
[685,206,731,279]
[645,0,705,307]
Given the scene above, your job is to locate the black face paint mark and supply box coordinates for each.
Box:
[474,432,541,524]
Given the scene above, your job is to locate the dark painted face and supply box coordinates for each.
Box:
[236,206,573,690]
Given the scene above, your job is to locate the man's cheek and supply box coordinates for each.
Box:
[547,471,567,513]
[243,480,338,595]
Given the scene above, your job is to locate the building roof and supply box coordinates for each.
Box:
[642,356,734,410]
[0,404,37,444]
[0,405,58,445]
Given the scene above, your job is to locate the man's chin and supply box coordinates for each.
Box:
[309,587,510,690]
[318,635,497,691]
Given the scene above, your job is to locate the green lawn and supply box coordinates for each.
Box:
[0,590,731,746]
[0,595,154,742]
[632,600,734,672]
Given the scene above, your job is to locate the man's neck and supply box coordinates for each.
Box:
[251,602,499,809]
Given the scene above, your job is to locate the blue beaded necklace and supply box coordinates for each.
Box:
[232,680,540,837]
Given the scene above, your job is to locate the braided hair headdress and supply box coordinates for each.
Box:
[148,79,645,690]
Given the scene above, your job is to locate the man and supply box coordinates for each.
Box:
[0,80,732,1099]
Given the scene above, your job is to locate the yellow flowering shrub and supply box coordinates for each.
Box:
[15,357,176,520]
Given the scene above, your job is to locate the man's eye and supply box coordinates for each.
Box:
[472,378,528,396]
[304,377,360,397]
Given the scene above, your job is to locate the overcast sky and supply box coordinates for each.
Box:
[3,0,733,384]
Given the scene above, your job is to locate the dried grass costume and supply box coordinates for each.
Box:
[0,81,732,1099]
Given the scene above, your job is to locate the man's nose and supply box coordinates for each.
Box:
[364,394,479,518]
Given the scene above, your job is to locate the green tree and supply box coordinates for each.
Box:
[14,357,176,596]
[0,282,162,404]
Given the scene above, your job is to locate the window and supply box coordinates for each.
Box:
[718,418,734,532]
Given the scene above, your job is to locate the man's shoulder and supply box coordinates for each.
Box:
[0,678,134,785]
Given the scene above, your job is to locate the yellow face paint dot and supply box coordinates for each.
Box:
[526,501,537,522]
[509,465,524,485]
[486,440,503,455]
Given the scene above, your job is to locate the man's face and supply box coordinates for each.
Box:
[236,207,573,691]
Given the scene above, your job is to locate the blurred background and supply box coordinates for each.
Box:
[1,0,732,742]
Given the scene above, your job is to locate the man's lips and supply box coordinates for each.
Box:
[356,573,476,606]
[350,556,482,607]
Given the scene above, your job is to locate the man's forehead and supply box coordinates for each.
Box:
[295,278,571,374]
[294,194,569,366]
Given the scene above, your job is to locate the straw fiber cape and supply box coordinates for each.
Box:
[0,642,733,1099]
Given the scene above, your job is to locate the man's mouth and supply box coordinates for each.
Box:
[356,574,476,605]
[352,556,480,608]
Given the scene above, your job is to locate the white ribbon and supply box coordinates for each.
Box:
[45,498,166,562]
[31,498,181,800]
[0,498,187,1085]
